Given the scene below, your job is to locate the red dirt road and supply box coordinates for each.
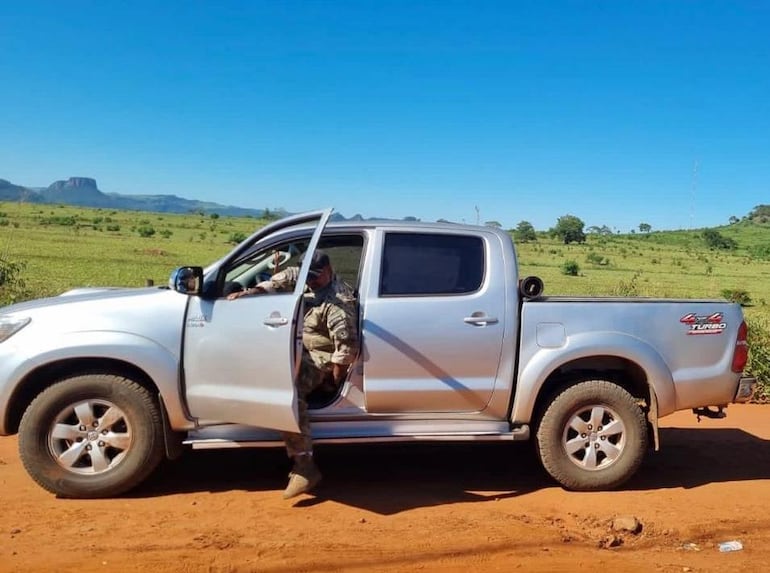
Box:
[1,405,768,573]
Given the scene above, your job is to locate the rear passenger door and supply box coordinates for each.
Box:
[361,230,507,413]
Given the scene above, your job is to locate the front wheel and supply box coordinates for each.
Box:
[535,380,648,491]
[18,374,165,498]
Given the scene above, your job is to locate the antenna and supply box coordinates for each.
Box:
[691,160,698,229]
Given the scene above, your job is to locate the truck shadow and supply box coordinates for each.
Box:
[629,427,770,490]
[134,427,769,514]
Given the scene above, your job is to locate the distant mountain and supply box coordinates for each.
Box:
[0,177,281,218]
[0,176,425,223]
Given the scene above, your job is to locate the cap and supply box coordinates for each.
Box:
[302,250,330,277]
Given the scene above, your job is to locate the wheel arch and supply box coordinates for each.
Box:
[5,357,159,434]
[512,333,676,429]
[528,356,652,437]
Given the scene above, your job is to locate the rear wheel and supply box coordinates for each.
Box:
[536,380,648,491]
[18,374,165,498]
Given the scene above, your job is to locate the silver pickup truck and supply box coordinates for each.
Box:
[0,209,756,498]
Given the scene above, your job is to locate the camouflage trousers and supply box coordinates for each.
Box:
[281,353,325,458]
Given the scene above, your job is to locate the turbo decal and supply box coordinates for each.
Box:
[680,312,727,335]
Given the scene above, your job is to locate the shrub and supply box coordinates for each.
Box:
[561,260,580,276]
[228,232,247,244]
[106,224,121,232]
[137,225,156,238]
[585,252,610,266]
[703,229,737,250]
[746,317,770,403]
[159,229,173,239]
[0,256,27,305]
[748,245,770,260]
[721,289,752,306]
[612,271,642,296]
[39,216,77,226]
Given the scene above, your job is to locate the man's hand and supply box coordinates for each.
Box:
[332,363,348,384]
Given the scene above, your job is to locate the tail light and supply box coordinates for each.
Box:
[731,320,748,373]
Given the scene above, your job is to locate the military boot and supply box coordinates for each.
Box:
[282,455,322,499]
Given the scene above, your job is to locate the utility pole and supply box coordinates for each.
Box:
[475,205,480,226]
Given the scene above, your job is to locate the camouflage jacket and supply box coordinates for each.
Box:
[256,267,359,371]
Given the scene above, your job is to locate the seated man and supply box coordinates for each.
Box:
[227,250,359,499]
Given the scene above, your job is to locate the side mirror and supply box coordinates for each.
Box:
[169,266,204,295]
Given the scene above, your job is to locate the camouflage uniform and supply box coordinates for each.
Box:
[255,266,358,457]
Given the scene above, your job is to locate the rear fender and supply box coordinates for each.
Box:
[511,331,675,425]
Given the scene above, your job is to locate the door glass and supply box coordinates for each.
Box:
[222,239,310,296]
[380,233,484,296]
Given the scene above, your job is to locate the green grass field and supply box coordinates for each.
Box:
[1,201,768,399]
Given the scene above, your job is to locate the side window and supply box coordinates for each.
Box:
[380,233,484,296]
[317,235,365,290]
[223,239,308,295]
[220,234,365,296]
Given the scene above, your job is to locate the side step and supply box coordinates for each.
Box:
[185,424,530,450]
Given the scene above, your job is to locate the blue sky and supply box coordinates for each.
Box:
[2,1,768,231]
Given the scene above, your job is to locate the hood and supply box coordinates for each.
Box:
[1,286,167,315]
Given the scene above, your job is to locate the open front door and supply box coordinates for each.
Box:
[182,209,333,432]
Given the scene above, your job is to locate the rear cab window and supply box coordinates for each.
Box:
[379,232,484,296]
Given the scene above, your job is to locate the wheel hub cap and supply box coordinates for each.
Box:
[47,399,133,475]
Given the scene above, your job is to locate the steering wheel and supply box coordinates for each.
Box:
[266,250,292,270]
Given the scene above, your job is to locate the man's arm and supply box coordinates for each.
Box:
[326,302,359,383]
[226,267,300,300]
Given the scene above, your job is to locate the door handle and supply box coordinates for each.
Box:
[263,315,289,327]
[463,314,499,325]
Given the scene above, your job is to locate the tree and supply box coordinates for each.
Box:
[514,220,537,242]
[551,214,586,244]
[703,229,737,250]
[748,205,770,222]
[484,220,502,229]
[587,224,612,236]
[639,222,651,233]
[729,215,740,225]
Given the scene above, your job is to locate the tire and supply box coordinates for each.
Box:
[18,374,165,498]
[535,380,648,491]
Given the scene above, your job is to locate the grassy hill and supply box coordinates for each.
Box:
[1,201,768,400]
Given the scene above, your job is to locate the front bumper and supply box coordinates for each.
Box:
[734,376,757,403]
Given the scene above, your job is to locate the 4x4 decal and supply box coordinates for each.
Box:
[680,312,727,335]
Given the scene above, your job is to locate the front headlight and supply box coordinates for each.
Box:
[0,316,31,343]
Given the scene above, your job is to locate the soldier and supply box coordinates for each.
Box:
[227,250,359,499]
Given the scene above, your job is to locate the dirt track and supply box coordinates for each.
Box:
[1,405,768,573]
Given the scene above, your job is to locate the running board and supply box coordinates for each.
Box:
[185,424,530,450]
